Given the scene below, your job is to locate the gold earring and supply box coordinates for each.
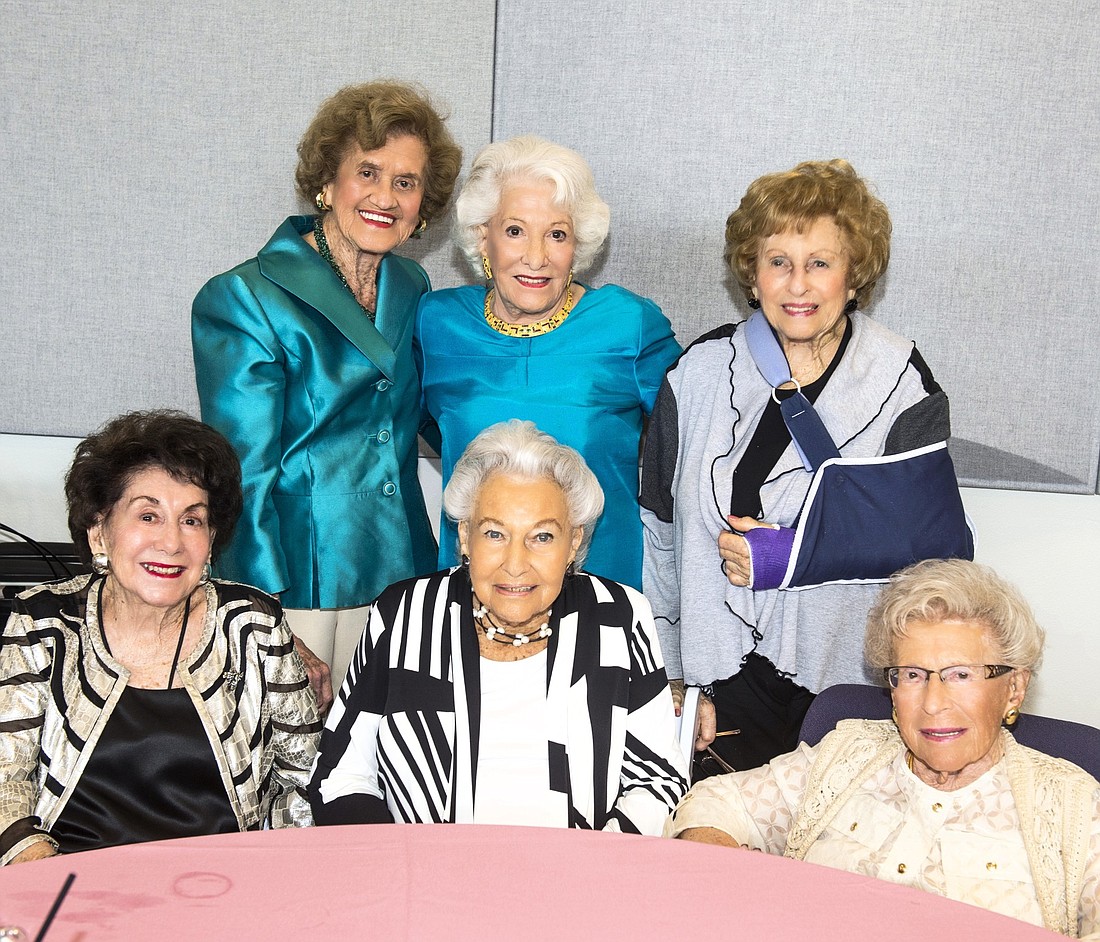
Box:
[413,218,427,236]
[315,191,331,212]
[891,706,899,725]
[481,255,493,281]
[1004,707,1020,727]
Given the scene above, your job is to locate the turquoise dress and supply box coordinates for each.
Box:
[414,283,680,588]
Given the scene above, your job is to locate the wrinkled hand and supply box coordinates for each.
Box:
[669,680,718,752]
[695,694,717,751]
[718,515,777,587]
[670,678,686,715]
[293,635,334,714]
[676,827,749,848]
[11,840,58,864]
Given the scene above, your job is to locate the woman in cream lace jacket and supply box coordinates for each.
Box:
[666,560,1100,938]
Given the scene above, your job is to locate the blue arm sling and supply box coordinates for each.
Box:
[743,312,974,590]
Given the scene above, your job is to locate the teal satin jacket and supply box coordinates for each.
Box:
[191,215,437,610]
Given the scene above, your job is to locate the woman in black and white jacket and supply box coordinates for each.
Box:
[309,420,687,834]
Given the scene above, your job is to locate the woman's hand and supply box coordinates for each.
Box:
[676,827,749,848]
[669,680,718,751]
[695,695,717,751]
[669,678,686,714]
[293,636,334,714]
[719,515,776,586]
[10,840,58,864]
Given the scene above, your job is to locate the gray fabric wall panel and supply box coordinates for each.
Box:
[0,0,494,437]
[4,0,1098,493]
[493,0,1100,493]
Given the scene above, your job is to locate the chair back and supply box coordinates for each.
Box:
[800,683,1100,781]
[799,684,892,747]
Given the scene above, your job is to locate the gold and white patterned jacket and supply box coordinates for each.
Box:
[1,575,320,864]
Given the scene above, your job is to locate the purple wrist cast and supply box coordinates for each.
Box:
[741,525,796,590]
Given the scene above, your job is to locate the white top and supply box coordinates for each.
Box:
[667,740,1100,936]
[473,650,564,826]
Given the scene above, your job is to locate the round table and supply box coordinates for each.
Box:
[0,824,1058,940]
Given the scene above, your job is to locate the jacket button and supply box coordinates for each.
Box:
[375,379,391,392]
[897,863,907,874]
[382,482,397,496]
[377,429,391,444]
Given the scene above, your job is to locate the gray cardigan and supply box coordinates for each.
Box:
[640,312,952,690]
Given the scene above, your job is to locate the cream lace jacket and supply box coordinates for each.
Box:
[667,719,1100,937]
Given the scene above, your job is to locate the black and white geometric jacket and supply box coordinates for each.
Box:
[309,568,687,835]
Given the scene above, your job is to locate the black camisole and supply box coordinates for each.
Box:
[50,685,238,854]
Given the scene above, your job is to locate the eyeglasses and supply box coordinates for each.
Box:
[884,664,1015,688]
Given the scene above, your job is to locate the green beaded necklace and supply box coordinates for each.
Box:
[314,215,376,321]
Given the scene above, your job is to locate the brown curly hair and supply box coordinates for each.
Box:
[724,159,892,310]
[295,81,462,225]
[65,411,243,564]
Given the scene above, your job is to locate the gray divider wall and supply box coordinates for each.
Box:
[0,0,495,435]
[493,0,1100,492]
[3,0,1098,493]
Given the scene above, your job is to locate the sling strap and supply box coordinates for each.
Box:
[744,310,840,472]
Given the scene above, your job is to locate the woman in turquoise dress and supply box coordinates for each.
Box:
[414,136,680,589]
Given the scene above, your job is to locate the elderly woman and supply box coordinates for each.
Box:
[0,411,319,865]
[309,420,687,832]
[667,559,1100,937]
[414,136,680,590]
[192,81,462,693]
[641,159,971,773]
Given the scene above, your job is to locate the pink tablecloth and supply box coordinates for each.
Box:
[0,824,1057,941]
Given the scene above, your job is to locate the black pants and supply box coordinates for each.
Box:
[694,652,815,779]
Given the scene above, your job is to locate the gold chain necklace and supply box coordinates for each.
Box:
[484,286,575,338]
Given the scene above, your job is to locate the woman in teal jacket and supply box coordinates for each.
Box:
[192,82,461,695]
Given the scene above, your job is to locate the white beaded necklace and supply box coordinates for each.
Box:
[472,597,552,647]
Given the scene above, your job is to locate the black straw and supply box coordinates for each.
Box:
[34,871,75,942]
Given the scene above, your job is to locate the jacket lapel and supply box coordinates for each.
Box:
[257,216,399,380]
[449,577,481,823]
[373,254,420,358]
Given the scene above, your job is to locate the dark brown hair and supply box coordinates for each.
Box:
[65,410,243,563]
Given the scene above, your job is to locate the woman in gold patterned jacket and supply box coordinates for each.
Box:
[0,411,319,865]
